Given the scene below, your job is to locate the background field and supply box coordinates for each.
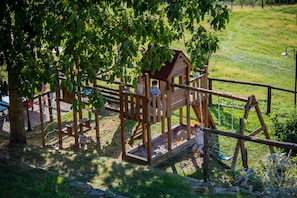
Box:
[171,4,297,174]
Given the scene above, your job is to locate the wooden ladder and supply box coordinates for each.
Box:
[128,122,144,145]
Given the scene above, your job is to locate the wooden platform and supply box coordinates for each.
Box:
[126,125,195,166]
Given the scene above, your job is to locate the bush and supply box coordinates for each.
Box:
[256,152,297,197]
[272,113,297,155]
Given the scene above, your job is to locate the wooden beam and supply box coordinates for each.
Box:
[172,84,248,102]
[253,95,274,153]
[204,128,297,150]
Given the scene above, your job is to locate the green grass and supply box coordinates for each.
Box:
[0,146,237,198]
[1,4,297,198]
[171,4,297,173]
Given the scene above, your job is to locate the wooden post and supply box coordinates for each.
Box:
[208,78,213,106]
[186,88,191,140]
[161,118,165,138]
[147,124,152,163]
[95,113,100,146]
[167,92,172,151]
[179,108,183,125]
[73,111,79,148]
[39,96,45,146]
[93,71,100,147]
[203,92,210,181]
[79,108,83,132]
[119,84,126,160]
[142,122,147,147]
[47,92,53,122]
[267,86,271,115]
[144,73,150,123]
[232,96,253,169]
[161,92,166,137]
[239,118,248,170]
[231,141,240,169]
[56,82,63,149]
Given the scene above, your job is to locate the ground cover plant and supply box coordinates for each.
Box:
[1,4,297,198]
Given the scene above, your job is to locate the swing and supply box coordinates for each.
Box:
[218,153,233,161]
[211,141,233,161]
[218,97,235,160]
[211,96,235,161]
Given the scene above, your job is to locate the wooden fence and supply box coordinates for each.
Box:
[208,78,296,114]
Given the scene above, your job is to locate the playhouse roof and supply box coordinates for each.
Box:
[143,50,192,81]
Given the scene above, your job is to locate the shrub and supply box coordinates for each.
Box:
[256,152,297,197]
[272,113,297,155]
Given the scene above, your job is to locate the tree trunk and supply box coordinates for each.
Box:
[8,71,26,145]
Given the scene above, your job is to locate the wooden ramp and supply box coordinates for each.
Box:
[192,104,216,129]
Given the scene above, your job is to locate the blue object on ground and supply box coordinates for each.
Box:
[218,153,233,161]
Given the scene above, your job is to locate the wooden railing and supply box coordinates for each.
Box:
[189,73,208,105]
[208,78,296,114]
[120,86,169,124]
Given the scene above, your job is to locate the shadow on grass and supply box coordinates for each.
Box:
[0,143,204,198]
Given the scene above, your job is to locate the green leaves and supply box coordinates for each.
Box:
[1,0,229,115]
[185,25,219,69]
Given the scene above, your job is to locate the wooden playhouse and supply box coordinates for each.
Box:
[119,50,215,165]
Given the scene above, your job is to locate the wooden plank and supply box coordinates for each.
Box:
[205,128,297,150]
[173,84,248,103]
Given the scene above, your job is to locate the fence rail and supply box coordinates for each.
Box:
[208,77,295,114]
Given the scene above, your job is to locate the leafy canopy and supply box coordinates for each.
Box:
[0,0,229,110]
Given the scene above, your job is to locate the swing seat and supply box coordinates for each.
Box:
[218,153,233,161]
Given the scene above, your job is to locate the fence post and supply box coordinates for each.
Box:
[267,86,271,115]
[208,78,213,106]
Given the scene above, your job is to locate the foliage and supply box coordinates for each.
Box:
[0,0,230,144]
[211,152,297,196]
[272,113,297,155]
[0,0,230,103]
[256,152,297,197]
[211,168,264,192]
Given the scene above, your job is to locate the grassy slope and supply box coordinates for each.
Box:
[173,5,297,169]
[207,5,297,169]
[1,4,297,198]
[0,145,232,198]
[210,5,297,109]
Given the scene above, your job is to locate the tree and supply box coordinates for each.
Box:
[0,0,229,145]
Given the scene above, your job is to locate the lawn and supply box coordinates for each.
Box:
[1,4,297,198]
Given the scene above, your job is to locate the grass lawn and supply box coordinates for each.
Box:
[1,4,297,198]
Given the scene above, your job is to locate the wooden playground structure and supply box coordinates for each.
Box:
[33,49,297,177]
[36,50,279,170]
